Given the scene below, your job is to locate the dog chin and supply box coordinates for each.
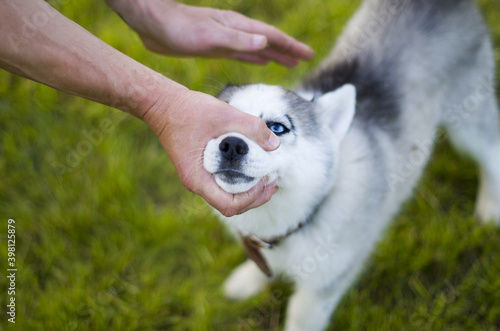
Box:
[214,172,260,194]
[214,171,278,194]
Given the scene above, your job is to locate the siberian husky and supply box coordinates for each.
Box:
[203,0,500,329]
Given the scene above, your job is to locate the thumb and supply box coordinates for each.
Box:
[230,110,281,151]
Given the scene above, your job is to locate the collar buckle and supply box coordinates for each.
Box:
[248,235,274,249]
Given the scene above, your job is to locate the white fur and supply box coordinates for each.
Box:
[223,260,269,300]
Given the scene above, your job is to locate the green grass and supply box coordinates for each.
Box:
[1,0,500,330]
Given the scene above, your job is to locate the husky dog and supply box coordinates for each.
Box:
[203,0,500,329]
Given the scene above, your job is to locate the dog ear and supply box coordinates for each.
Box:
[314,84,356,142]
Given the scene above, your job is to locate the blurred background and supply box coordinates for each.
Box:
[1,0,500,329]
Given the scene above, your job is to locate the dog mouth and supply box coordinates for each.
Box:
[212,169,262,194]
[215,170,255,184]
[203,134,276,194]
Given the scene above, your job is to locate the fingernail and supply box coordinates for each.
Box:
[262,176,270,185]
[267,132,280,150]
[252,35,267,49]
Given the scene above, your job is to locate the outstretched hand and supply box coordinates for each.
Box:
[106,0,314,66]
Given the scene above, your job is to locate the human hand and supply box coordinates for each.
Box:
[142,84,280,216]
[106,0,314,67]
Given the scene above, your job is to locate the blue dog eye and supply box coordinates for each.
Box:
[267,123,289,135]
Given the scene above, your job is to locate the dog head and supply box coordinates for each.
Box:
[203,84,356,195]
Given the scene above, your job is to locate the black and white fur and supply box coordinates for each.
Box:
[203,0,500,330]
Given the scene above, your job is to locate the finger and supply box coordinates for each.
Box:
[256,48,300,67]
[219,11,315,61]
[210,25,268,53]
[258,26,315,61]
[199,173,264,217]
[231,179,271,215]
[237,179,278,214]
[228,52,270,65]
[212,98,281,151]
[223,109,281,151]
[268,35,315,62]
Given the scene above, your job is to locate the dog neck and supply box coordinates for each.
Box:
[238,195,328,277]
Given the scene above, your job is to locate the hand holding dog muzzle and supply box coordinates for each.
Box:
[142,86,280,217]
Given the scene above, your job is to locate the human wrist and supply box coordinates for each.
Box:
[106,0,177,33]
[105,0,143,26]
[130,72,189,133]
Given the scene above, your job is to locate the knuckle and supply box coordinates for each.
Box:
[221,206,237,217]
[228,31,243,46]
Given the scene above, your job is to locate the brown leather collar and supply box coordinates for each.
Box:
[239,196,328,277]
[240,222,305,277]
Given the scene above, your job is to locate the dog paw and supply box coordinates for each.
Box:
[223,260,269,300]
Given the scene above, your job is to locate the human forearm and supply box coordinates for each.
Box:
[0,0,183,117]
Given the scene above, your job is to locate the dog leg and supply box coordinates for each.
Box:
[444,94,500,224]
[223,260,270,300]
[283,285,342,331]
[442,37,500,224]
[474,146,500,223]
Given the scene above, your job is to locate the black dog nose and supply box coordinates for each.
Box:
[219,137,249,161]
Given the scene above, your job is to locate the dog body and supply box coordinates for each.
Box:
[203,0,500,330]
